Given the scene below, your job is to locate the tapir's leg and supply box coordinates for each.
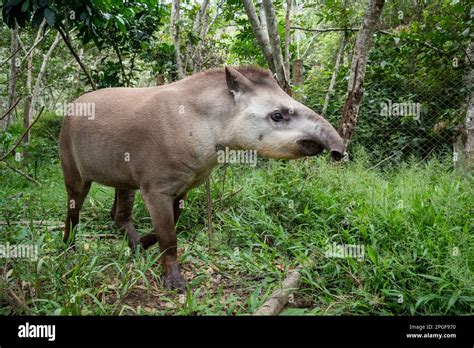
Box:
[140,187,185,291]
[173,193,187,224]
[110,190,118,220]
[140,193,186,249]
[64,181,91,246]
[114,189,140,248]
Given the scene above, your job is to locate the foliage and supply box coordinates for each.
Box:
[1,153,472,315]
[299,0,471,164]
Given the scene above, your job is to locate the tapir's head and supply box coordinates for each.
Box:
[224,66,345,161]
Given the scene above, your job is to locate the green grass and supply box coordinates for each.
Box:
[0,151,473,315]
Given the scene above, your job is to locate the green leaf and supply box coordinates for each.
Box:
[415,293,438,310]
[281,308,308,315]
[417,274,443,282]
[21,0,30,12]
[446,290,461,312]
[367,245,377,264]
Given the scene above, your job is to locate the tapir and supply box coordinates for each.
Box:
[59,66,345,290]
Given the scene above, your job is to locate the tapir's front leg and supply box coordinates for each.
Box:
[140,193,187,249]
[140,187,186,291]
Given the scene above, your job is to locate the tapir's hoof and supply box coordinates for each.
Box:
[163,273,186,292]
[140,233,158,249]
[128,239,143,251]
[128,238,142,250]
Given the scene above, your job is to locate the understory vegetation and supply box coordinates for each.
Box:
[1,128,472,315]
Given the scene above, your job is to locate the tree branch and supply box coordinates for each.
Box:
[0,106,45,161]
[57,26,96,90]
[291,26,448,54]
[0,45,21,68]
[3,162,41,185]
[253,266,302,315]
[291,26,360,33]
[0,99,20,121]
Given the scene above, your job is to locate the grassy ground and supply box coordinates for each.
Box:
[0,150,473,315]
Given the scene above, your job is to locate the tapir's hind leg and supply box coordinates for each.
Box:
[112,189,140,248]
[64,180,91,246]
[110,190,118,220]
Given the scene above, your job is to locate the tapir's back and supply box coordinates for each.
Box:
[59,85,182,188]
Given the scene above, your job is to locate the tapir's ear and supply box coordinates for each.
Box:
[225,66,252,95]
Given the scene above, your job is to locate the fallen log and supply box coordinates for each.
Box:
[253,266,302,316]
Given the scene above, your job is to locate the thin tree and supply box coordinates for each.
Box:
[458,38,474,166]
[284,0,291,82]
[262,0,291,94]
[171,0,185,80]
[242,0,275,73]
[31,33,61,115]
[337,0,385,148]
[187,0,210,72]
[4,22,19,129]
[322,32,348,116]
[22,20,47,146]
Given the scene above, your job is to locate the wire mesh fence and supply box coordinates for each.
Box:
[319,63,467,168]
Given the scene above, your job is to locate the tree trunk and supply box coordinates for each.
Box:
[262,0,291,95]
[156,74,165,86]
[171,0,185,80]
[337,0,385,149]
[31,33,61,115]
[293,59,303,86]
[455,39,474,168]
[284,0,291,82]
[22,21,46,152]
[242,0,275,73]
[258,0,268,38]
[322,32,347,116]
[186,0,209,72]
[21,21,46,153]
[21,96,32,159]
[193,0,210,73]
[4,23,19,129]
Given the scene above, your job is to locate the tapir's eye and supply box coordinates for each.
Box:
[271,111,284,122]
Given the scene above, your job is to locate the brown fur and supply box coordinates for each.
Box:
[196,66,276,86]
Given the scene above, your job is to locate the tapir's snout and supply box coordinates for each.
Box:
[330,148,345,161]
[328,142,345,161]
[297,113,345,161]
[326,130,345,161]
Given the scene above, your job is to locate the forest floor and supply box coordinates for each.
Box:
[1,152,473,315]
